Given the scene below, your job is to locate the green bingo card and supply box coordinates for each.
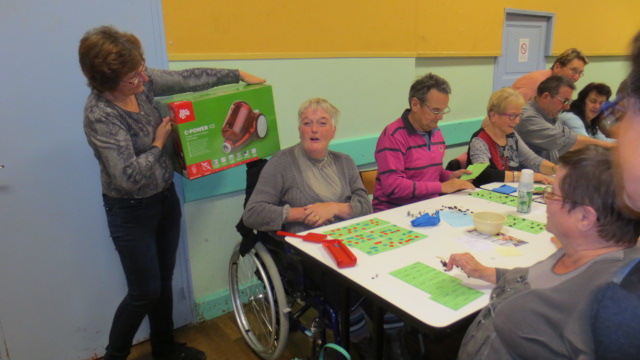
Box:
[323,218,427,255]
[390,262,484,310]
[470,189,518,207]
[505,215,546,234]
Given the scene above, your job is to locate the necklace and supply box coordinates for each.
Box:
[102,92,139,112]
[300,146,330,168]
[311,155,329,168]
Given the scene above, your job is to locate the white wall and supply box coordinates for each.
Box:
[0,1,195,359]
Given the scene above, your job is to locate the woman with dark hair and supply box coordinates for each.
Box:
[79,25,265,360]
[559,82,615,142]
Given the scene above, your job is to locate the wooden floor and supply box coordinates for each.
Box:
[124,310,467,360]
[126,311,315,360]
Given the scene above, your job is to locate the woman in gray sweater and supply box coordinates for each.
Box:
[243,98,372,234]
[242,98,374,355]
[447,145,640,359]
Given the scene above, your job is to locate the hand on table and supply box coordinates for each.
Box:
[441,178,475,194]
[303,203,338,227]
[446,252,497,284]
[534,173,554,185]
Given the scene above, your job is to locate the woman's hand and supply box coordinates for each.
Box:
[446,252,497,284]
[534,173,553,185]
[151,116,173,149]
[239,70,266,84]
[303,202,351,227]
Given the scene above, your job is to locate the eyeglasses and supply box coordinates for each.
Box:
[554,95,573,106]
[500,113,523,121]
[542,185,563,204]
[122,62,146,85]
[419,99,451,115]
[566,67,585,77]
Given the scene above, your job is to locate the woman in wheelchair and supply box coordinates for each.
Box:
[243,97,372,234]
[240,98,374,358]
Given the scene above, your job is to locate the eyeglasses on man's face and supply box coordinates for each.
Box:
[122,62,146,85]
[500,113,524,121]
[566,66,585,77]
[419,99,451,115]
[554,95,573,106]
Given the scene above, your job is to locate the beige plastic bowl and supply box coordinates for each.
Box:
[472,212,506,235]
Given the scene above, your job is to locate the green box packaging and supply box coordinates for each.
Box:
[157,84,280,179]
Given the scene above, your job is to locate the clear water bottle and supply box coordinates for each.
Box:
[517,169,534,214]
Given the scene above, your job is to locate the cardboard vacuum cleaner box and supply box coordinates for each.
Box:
[158,84,280,180]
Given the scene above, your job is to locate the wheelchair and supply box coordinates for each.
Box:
[228,159,344,360]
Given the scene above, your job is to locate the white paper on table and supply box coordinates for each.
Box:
[454,234,495,252]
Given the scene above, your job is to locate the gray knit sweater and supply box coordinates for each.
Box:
[458,246,640,359]
[83,67,240,198]
[243,144,373,234]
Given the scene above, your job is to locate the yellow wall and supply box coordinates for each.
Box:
[162,0,640,60]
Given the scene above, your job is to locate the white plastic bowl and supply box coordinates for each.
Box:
[472,212,506,235]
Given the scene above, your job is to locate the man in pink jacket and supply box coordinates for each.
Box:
[512,48,589,102]
[373,73,473,212]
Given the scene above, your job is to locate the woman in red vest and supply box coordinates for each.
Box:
[467,87,556,186]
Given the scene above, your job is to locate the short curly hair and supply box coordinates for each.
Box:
[557,145,640,245]
[486,87,525,117]
[298,98,340,128]
[537,75,576,97]
[408,73,451,106]
[78,25,145,93]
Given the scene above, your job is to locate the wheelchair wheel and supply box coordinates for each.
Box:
[229,241,290,360]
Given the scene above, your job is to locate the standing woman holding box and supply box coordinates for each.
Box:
[78,25,265,360]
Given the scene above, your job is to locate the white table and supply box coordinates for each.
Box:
[481,181,548,203]
[284,188,556,334]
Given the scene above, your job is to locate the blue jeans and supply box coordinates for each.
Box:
[102,184,182,360]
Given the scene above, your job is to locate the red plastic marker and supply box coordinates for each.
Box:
[276,231,328,243]
[322,240,357,268]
